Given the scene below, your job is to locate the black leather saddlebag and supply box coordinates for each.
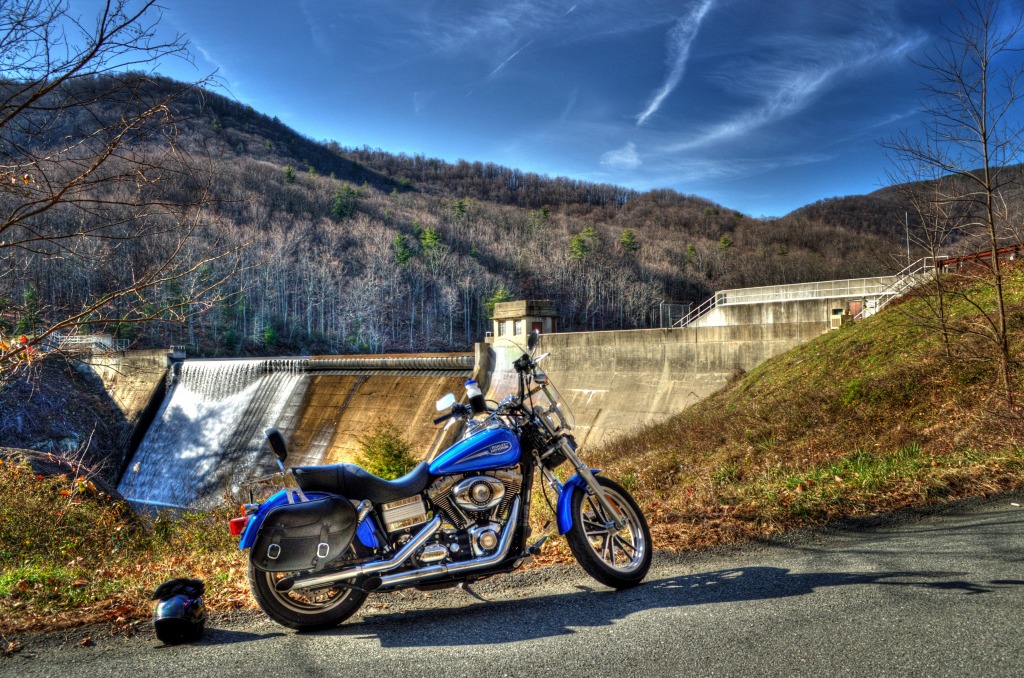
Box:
[251,495,357,573]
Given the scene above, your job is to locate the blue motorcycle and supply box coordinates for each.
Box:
[233,332,652,630]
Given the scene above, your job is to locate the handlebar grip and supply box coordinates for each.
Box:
[433,412,453,425]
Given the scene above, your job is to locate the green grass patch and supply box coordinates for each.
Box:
[0,564,124,610]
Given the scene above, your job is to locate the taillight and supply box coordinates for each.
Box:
[229,516,249,536]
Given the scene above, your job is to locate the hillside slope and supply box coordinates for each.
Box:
[2,74,899,358]
[588,262,1024,551]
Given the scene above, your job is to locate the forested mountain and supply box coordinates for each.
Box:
[790,165,1024,245]
[2,74,905,356]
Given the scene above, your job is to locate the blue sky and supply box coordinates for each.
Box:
[106,0,1014,216]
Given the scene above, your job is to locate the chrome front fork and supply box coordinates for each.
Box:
[546,436,626,529]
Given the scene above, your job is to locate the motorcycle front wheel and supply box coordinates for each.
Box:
[248,560,368,631]
[565,476,652,589]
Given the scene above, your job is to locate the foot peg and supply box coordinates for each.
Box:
[526,535,548,556]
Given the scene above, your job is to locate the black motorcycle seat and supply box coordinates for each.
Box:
[292,462,431,505]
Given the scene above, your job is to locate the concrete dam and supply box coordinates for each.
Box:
[113,321,824,509]
[537,321,826,448]
[112,271,904,509]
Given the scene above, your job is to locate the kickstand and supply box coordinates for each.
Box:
[458,582,489,602]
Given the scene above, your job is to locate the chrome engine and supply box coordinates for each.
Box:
[412,467,523,565]
[427,467,522,530]
[452,476,505,511]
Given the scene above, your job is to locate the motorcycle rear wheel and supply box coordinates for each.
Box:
[565,476,652,589]
[248,560,368,631]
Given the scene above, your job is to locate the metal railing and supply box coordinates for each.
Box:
[674,258,943,329]
[673,294,718,328]
[49,333,130,353]
[712,276,904,306]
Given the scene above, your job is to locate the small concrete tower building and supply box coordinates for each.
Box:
[490,300,558,343]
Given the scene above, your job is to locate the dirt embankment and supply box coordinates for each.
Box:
[0,358,131,484]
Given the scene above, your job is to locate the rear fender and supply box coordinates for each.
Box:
[556,469,601,535]
[239,490,378,550]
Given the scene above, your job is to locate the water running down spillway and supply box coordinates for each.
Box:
[118,359,306,509]
[117,355,475,510]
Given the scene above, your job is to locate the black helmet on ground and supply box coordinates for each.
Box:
[152,578,207,644]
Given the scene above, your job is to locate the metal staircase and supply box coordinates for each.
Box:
[852,258,941,320]
[673,293,719,328]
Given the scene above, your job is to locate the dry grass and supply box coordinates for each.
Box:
[0,461,252,637]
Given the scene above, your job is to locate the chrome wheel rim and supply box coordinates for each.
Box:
[262,571,355,614]
[578,487,647,573]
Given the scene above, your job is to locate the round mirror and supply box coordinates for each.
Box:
[527,329,540,352]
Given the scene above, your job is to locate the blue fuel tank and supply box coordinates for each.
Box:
[429,425,521,475]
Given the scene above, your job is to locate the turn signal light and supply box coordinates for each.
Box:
[229,516,249,536]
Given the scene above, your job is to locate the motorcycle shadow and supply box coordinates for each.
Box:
[323,565,1024,647]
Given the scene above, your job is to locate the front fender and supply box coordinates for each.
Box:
[556,469,601,535]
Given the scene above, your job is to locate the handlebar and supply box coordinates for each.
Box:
[513,353,533,374]
[433,402,471,425]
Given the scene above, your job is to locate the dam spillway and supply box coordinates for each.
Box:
[117,354,474,509]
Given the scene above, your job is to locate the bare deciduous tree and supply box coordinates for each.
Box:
[884,0,1024,403]
[0,0,240,373]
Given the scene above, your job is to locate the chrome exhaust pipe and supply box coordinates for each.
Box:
[280,515,442,592]
[374,497,521,590]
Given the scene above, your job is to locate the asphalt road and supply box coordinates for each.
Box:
[5,492,1023,677]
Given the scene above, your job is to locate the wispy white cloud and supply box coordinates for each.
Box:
[666,33,926,151]
[191,40,229,78]
[864,107,920,131]
[669,67,832,151]
[581,147,834,208]
[413,90,436,115]
[600,142,642,170]
[397,2,682,56]
[636,0,715,127]
[298,0,333,58]
[488,40,536,79]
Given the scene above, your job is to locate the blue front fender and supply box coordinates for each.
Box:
[556,469,601,535]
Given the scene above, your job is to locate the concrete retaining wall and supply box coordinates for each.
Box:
[693,298,849,328]
[85,350,169,420]
[536,319,829,448]
[283,371,470,466]
[82,350,170,454]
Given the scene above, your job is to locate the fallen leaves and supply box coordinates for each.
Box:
[104,606,131,619]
